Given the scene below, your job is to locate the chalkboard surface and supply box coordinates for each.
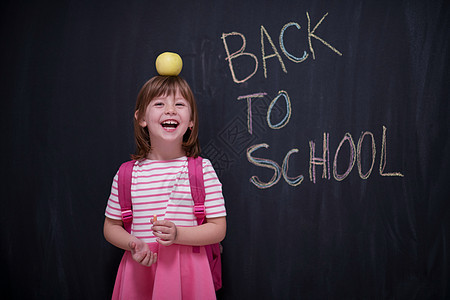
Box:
[1,0,449,299]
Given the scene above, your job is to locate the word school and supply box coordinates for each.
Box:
[246,126,404,189]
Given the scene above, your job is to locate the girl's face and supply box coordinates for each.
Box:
[139,90,194,148]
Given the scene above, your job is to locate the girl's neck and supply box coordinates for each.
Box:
[146,144,186,161]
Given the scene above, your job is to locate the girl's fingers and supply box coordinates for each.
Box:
[142,252,157,267]
[134,253,145,263]
[140,253,151,266]
[154,232,176,242]
[152,220,175,231]
[152,225,175,235]
[128,241,136,251]
[150,252,157,265]
[152,225,172,234]
[156,238,174,246]
[136,251,157,267]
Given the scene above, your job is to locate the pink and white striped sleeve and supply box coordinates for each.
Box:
[202,159,226,219]
[105,171,122,220]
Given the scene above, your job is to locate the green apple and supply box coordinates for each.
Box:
[155,52,183,76]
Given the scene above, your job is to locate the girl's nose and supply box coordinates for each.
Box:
[165,104,176,114]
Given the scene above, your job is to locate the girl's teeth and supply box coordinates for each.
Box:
[162,121,178,128]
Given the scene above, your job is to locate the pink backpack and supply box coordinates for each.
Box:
[117,157,222,291]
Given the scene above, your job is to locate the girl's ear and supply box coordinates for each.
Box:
[135,110,147,127]
[188,120,194,130]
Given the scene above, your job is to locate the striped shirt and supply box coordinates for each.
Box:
[105,156,226,243]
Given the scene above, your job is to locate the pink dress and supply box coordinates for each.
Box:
[112,244,215,300]
[105,157,226,299]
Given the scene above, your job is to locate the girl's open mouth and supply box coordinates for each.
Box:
[161,120,179,129]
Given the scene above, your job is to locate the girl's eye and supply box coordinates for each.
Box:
[176,102,185,106]
[154,102,163,106]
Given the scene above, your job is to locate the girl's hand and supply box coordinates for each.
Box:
[128,238,157,267]
[152,219,178,246]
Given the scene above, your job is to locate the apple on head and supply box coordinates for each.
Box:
[155,52,183,76]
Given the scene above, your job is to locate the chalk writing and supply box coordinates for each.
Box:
[333,133,357,181]
[306,12,342,60]
[238,90,292,134]
[261,25,287,78]
[222,12,343,83]
[309,133,331,183]
[247,126,403,189]
[247,143,282,189]
[380,126,404,177]
[282,148,304,186]
[221,32,259,84]
[237,93,267,134]
[357,131,376,179]
[218,16,403,189]
[266,90,292,130]
[279,22,309,63]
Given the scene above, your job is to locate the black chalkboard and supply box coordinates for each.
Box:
[2,0,449,299]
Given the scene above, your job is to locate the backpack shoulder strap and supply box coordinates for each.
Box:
[118,160,135,233]
[188,156,206,225]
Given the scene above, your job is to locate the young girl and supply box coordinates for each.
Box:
[104,76,227,299]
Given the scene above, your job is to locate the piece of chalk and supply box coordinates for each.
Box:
[153,214,157,223]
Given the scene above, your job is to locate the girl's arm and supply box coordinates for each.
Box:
[153,216,226,247]
[104,217,157,266]
[104,217,136,250]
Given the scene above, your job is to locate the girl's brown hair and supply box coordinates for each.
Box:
[132,76,201,160]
